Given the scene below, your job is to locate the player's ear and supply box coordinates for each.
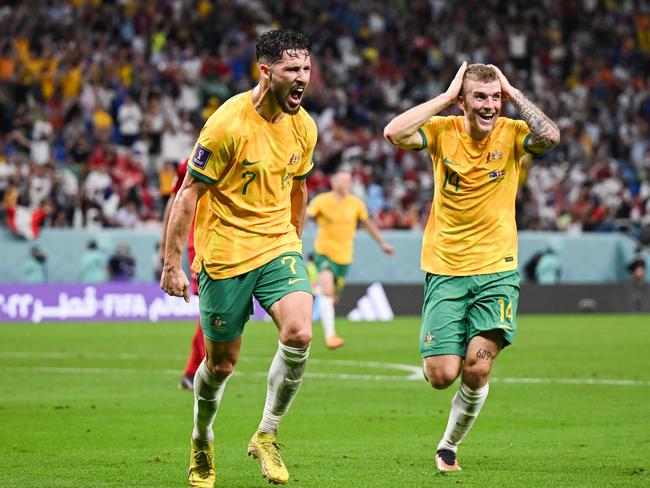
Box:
[258,61,271,81]
[457,94,466,112]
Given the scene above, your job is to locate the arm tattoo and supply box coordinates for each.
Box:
[509,91,560,152]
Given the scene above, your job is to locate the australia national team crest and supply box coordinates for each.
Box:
[288,153,301,166]
[212,316,227,330]
[424,332,436,345]
[486,150,503,163]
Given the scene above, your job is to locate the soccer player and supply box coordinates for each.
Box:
[159,158,205,391]
[307,166,395,349]
[160,30,316,487]
[384,63,560,471]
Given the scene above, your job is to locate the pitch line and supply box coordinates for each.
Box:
[1,357,649,387]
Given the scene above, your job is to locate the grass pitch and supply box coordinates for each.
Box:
[1,315,649,487]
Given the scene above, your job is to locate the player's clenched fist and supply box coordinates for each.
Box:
[160,266,190,303]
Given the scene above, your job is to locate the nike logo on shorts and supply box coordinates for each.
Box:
[288,278,306,285]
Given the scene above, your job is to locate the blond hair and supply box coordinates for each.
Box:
[461,64,498,96]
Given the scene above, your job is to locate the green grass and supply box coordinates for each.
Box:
[1,315,649,487]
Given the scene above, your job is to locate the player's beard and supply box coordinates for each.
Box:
[269,73,301,115]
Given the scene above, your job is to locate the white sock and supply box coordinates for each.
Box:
[437,382,489,453]
[318,295,336,339]
[258,341,310,434]
[192,359,233,442]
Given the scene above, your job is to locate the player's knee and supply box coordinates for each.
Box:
[204,357,236,380]
[462,360,491,388]
[424,365,457,390]
[281,321,312,348]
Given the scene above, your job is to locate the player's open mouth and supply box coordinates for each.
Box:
[289,87,304,105]
[478,113,495,122]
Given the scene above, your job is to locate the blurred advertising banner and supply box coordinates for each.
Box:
[0,284,269,323]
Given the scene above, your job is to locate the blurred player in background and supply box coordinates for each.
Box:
[160,158,205,391]
[307,166,394,349]
[161,29,316,487]
[384,62,559,471]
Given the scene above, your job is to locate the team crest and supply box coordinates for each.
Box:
[212,316,227,330]
[288,154,301,166]
[486,151,503,163]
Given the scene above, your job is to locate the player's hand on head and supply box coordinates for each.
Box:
[444,61,468,102]
[488,64,515,98]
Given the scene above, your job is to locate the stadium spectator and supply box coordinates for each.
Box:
[0,1,647,243]
[23,245,47,283]
[107,243,135,282]
[628,248,648,286]
[535,247,562,285]
[79,239,108,283]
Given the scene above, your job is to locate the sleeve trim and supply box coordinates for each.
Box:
[523,133,544,156]
[188,166,217,184]
[417,127,428,151]
[294,163,315,180]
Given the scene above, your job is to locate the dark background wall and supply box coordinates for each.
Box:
[338,284,650,316]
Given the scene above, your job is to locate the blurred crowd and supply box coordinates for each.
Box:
[1,0,649,243]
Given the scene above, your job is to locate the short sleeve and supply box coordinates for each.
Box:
[187,120,233,185]
[418,116,447,152]
[357,199,369,223]
[513,119,533,161]
[307,194,321,218]
[293,116,317,180]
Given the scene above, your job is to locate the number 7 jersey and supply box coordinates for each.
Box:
[187,91,316,279]
[418,115,535,276]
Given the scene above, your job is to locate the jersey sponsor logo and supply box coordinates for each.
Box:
[192,144,212,169]
[488,169,506,180]
[241,158,261,166]
[486,150,503,163]
[288,278,306,285]
[443,157,459,166]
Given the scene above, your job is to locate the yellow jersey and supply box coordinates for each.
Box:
[188,91,317,279]
[308,191,368,265]
[419,115,533,275]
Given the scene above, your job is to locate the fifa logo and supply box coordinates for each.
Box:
[288,154,300,166]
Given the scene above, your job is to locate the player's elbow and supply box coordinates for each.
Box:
[550,127,561,148]
[383,124,401,146]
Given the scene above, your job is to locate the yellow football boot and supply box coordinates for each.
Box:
[247,431,289,484]
[188,438,216,487]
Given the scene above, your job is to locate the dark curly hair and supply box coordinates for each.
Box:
[256,29,311,64]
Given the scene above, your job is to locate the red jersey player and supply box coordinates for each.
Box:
[160,158,205,389]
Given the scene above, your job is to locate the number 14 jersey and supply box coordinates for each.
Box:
[418,115,534,276]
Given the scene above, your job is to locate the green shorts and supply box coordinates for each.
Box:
[420,270,520,358]
[197,252,313,342]
[313,253,349,292]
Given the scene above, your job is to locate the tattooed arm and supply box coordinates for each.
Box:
[489,65,561,154]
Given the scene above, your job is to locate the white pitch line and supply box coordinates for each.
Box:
[1,364,649,386]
